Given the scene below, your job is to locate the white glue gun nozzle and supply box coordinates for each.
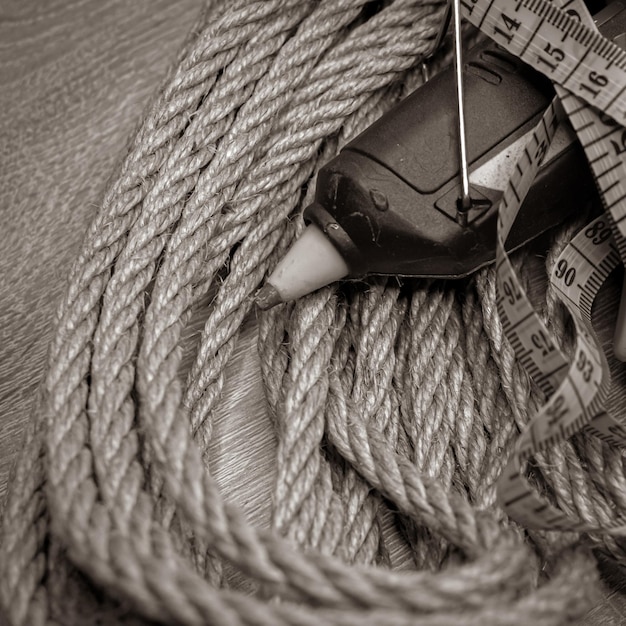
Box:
[613,273,626,362]
[256,224,350,310]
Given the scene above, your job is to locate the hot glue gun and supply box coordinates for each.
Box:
[256,3,626,309]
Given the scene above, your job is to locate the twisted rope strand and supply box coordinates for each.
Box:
[2,1,622,624]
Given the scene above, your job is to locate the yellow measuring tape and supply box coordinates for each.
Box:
[461,0,626,531]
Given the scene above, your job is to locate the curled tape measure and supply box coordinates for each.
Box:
[461,0,626,532]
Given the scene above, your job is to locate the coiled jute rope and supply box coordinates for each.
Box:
[2,0,626,623]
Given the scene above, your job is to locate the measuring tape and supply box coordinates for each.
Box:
[459,0,626,532]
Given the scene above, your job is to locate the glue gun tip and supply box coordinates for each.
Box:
[255,283,283,310]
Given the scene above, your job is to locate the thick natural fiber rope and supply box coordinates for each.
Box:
[1,0,626,624]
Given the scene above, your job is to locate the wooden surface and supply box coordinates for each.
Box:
[1,1,626,624]
[0,0,203,500]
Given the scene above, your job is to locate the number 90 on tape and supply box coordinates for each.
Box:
[497,213,626,532]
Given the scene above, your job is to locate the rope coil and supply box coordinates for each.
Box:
[0,1,623,624]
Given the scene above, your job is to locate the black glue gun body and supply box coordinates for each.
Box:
[304,40,594,279]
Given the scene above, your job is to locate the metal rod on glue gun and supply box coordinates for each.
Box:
[452,0,471,225]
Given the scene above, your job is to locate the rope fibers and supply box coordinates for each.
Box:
[1,0,624,624]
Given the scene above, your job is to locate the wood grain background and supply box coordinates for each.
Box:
[1,1,626,624]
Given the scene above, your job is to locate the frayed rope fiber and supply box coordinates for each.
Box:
[1,0,626,624]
